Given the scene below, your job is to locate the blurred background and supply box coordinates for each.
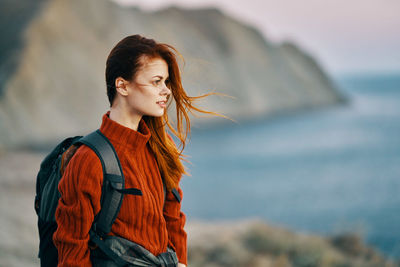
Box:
[0,0,399,266]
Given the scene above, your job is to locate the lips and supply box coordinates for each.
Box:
[157,100,167,108]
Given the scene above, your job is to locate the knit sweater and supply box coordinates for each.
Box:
[53,111,187,266]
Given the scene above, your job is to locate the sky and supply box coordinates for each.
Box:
[114,0,400,76]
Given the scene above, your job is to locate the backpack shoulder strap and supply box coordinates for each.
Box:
[72,129,178,265]
[73,129,141,266]
[74,129,125,236]
[75,129,179,221]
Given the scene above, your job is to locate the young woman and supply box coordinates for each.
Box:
[52,35,228,266]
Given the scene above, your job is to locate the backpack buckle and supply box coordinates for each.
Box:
[89,227,103,250]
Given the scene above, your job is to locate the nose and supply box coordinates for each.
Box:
[160,83,171,95]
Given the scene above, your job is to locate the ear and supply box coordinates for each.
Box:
[115,77,129,96]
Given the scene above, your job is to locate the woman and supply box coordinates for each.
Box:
[53,35,228,266]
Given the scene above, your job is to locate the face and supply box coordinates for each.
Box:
[120,56,171,118]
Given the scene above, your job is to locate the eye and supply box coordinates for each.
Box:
[165,79,170,86]
[153,79,161,86]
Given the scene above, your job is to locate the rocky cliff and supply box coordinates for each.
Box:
[0,0,345,149]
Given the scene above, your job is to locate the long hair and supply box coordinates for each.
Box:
[105,34,232,190]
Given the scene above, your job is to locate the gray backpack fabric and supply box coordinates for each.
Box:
[91,235,178,267]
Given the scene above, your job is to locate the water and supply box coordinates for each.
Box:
[180,73,400,258]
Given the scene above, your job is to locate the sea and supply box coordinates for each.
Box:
[180,73,400,258]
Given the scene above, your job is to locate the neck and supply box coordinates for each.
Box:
[109,105,142,132]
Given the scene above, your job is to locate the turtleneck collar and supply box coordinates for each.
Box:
[99,110,151,150]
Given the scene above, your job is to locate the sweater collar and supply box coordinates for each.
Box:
[99,110,151,150]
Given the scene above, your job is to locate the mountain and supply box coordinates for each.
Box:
[0,0,345,149]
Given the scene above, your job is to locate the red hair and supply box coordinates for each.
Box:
[106,35,232,190]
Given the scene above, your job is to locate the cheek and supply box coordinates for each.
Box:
[140,90,157,103]
[128,90,156,106]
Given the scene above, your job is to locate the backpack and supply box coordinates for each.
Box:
[34,129,181,266]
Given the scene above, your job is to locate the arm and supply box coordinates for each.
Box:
[163,186,188,266]
[164,132,188,265]
[53,147,102,267]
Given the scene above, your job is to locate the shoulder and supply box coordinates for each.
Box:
[57,145,104,212]
[63,144,103,179]
[72,145,101,166]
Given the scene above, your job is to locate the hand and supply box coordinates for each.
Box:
[178,264,186,267]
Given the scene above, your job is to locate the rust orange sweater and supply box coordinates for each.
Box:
[53,111,187,266]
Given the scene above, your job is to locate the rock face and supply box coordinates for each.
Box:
[0,0,344,149]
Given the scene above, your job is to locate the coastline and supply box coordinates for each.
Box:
[0,150,398,266]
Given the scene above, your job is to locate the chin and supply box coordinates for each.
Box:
[148,110,165,118]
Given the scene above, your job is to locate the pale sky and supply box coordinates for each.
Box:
[114,0,400,76]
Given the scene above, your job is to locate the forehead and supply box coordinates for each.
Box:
[138,56,168,76]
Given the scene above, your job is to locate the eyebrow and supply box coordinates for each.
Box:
[152,75,169,79]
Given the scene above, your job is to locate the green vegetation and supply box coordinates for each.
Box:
[187,220,399,267]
